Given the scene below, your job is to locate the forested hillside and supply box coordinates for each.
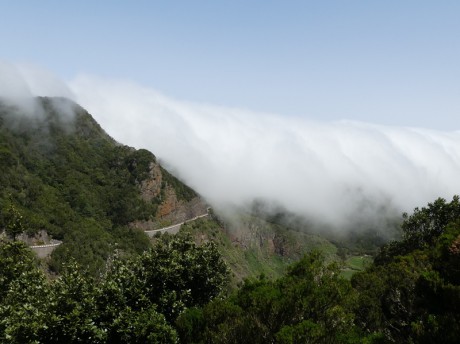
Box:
[0,97,203,274]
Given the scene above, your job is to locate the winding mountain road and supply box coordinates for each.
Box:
[30,242,63,258]
[30,211,210,257]
[144,212,209,238]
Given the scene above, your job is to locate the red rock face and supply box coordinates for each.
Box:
[156,186,179,218]
[129,161,208,231]
[139,163,162,202]
[156,189,207,224]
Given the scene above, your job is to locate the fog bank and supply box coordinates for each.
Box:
[0,61,76,118]
[69,76,460,228]
[2,62,459,230]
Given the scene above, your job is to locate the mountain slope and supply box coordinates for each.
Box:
[0,96,372,279]
[0,97,206,274]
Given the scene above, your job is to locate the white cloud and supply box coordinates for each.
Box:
[3,60,458,232]
[15,63,74,100]
[69,75,460,229]
[0,60,33,99]
[0,61,75,116]
[3,63,458,230]
[0,61,74,99]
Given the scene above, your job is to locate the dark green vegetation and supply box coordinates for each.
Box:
[1,196,459,343]
[351,196,460,343]
[0,232,228,343]
[175,196,460,343]
[0,97,196,275]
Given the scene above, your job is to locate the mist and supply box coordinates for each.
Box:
[0,61,75,119]
[2,62,459,231]
[67,76,460,230]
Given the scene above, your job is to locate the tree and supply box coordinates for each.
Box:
[354,196,460,343]
[3,203,24,240]
[0,243,181,343]
[0,268,52,343]
[401,196,460,249]
[0,241,50,343]
[44,262,105,343]
[105,305,178,344]
[0,240,37,297]
[139,231,230,321]
[95,231,230,340]
[177,252,367,343]
[375,195,460,265]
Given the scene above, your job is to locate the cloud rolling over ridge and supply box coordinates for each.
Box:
[0,61,76,119]
[68,76,460,228]
[1,63,459,230]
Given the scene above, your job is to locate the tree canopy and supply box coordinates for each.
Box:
[0,232,229,343]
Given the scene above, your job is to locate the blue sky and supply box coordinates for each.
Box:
[1,0,460,129]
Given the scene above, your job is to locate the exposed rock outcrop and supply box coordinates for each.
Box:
[139,162,162,202]
[130,162,208,230]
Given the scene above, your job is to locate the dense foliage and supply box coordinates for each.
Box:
[351,196,460,343]
[176,252,368,343]
[0,232,229,343]
[174,196,460,343]
[0,98,196,274]
[0,196,459,343]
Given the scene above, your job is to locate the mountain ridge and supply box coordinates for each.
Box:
[0,96,207,274]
